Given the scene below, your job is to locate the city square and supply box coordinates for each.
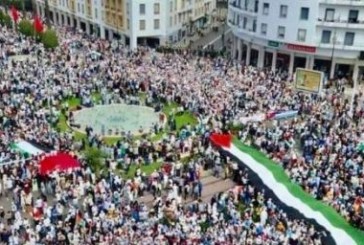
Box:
[0,0,363,244]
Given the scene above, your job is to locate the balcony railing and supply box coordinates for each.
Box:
[228,19,256,33]
[317,18,364,28]
[229,1,258,14]
[319,0,364,6]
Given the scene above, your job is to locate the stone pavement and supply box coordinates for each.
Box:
[0,171,235,221]
[8,54,36,62]
[171,22,228,49]
[190,24,230,50]
[138,170,235,207]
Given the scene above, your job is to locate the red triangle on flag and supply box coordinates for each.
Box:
[209,133,232,148]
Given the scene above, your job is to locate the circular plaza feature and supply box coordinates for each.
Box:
[72,104,164,136]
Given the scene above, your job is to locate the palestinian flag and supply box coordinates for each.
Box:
[210,133,363,245]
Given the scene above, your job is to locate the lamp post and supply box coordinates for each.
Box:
[44,0,50,26]
[221,18,226,47]
[330,29,337,79]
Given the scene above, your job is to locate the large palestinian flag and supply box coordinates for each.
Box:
[210,133,363,245]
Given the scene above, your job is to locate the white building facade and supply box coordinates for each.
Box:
[228,0,364,83]
[36,0,216,49]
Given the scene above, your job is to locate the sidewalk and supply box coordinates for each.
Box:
[190,24,229,50]
[171,22,227,49]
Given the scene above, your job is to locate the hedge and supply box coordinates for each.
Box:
[0,11,12,28]
[18,19,34,37]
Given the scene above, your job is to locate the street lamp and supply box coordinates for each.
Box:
[330,29,337,79]
[220,17,227,53]
[44,0,50,26]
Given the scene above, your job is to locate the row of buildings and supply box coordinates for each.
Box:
[35,0,218,49]
[34,0,364,83]
[228,0,364,83]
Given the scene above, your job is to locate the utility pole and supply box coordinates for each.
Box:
[31,0,37,15]
[44,0,50,26]
[330,29,337,79]
[3,0,9,11]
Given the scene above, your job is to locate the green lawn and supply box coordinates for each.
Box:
[124,161,163,179]
[162,102,198,130]
[55,93,198,177]
[57,95,198,145]
[57,92,120,144]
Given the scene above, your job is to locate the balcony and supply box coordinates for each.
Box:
[69,0,76,12]
[319,0,364,6]
[229,2,258,17]
[317,18,364,29]
[316,42,364,51]
[228,19,256,35]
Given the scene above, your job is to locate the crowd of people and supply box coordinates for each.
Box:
[0,18,362,244]
[241,88,364,229]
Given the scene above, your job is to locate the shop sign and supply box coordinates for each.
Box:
[287,44,316,53]
[268,40,280,47]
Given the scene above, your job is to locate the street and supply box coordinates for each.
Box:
[189,24,231,50]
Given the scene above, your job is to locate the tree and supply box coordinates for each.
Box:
[0,11,12,28]
[4,0,25,12]
[18,19,34,37]
[84,147,106,175]
[41,29,59,49]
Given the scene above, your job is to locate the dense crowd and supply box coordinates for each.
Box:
[241,89,364,229]
[0,20,362,244]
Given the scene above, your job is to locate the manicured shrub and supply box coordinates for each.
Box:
[41,29,59,49]
[18,19,34,36]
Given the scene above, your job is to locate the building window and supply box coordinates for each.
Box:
[252,20,257,32]
[297,28,307,42]
[139,4,145,15]
[94,9,97,19]
[243,17,247,29]
[154,3,160,15]
[261,23,267,35]
[263,3,269,15]
[127,19,130,29]
[169,17,173,27]
[170,2,173,12]
[277,26,285,39]
[280,5,288,18]
[321,30,331,43]
[139,20,146,30]
[344,32,355,46]
[154,19,160,29]
[348,10,359,23]
[300,7,309,20]
[325,8,335,21]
